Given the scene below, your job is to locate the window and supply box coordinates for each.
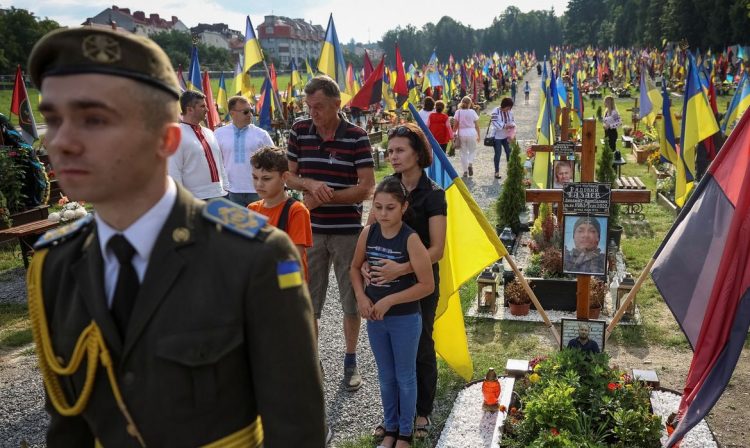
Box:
[266,26,274,34]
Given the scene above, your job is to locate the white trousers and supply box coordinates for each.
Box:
[458,135,477,173]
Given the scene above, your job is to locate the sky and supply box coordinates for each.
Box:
[8,0,569,44]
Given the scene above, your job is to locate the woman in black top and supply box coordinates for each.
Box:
[366,123,447,440]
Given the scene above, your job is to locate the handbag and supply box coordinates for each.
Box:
[452,111,462,149]
[483,110,495,147]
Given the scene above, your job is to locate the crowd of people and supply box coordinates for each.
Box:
[26,24,543,448]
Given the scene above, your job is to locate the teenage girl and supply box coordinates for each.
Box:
[350,176,434,448]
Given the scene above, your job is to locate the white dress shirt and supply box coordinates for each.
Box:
[489,107,515,139]
[96,178,177,307]
[169,123,228,199]
[214,123,273,193]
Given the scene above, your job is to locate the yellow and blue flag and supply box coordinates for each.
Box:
[187,46,202,92]
[243,16,264,73]
[290,60,302,90]
[409,102,508,381]
[277,260,303,289]
[638,65,662,126]
[217,71,228,118]
[257,76,274,131]
[318,14,350,105]
[305,58,314,83]
[679,52,719,204]
[721,72,750,136]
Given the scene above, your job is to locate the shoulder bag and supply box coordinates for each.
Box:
[452,110,462,149]
[483,109,496,147]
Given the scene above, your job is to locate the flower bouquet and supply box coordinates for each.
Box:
[48,195,88,224]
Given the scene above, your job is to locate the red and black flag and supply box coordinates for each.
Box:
[651,105,750,447]
[350,56,385,111]
[363,50,375,81]
[394,43,408,107]
[10,65,38,144]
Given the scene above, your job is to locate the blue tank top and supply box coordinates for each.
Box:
[364,222,420,316]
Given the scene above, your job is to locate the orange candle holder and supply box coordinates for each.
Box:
[482,368,501,411]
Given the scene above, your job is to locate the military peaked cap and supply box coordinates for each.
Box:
[29,27,180,99]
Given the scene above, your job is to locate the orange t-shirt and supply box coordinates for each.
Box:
[249,198,313,280]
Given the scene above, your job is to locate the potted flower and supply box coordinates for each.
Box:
[504,278,531,316]
[589,277,607,319]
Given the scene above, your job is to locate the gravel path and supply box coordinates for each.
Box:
[0,69,543,447]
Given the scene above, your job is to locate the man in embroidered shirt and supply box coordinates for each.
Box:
[215,96,273,206]
[286,75,375,392]
[168,90,228,199]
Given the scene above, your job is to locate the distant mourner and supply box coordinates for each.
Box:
[28,27,324,446]
[169,90,229,200]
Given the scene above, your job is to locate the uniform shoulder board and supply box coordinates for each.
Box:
[202,197,268,240]
[34,214,94,250]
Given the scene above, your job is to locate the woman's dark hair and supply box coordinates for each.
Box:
[423,96,435,111]
[374,176,408,204]
[500,97,514,109]
[435,100,445,113]
[386,122,433,168]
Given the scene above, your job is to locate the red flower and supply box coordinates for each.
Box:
[498,405,507,412]
[608,382,617,391]
[550,428,559,436]
[510,407,517,415]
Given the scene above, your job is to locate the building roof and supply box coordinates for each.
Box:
[85,5,183,31]
[257,15,324,42]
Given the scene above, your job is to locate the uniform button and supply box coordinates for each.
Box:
[123,372,135,386]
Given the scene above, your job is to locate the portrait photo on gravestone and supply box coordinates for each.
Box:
[563,215,608,276]
[561,318,605,353]
[551,159,576,189]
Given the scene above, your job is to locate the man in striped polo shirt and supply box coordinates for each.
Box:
[287,76,375,392]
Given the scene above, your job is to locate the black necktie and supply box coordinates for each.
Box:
[109,235,139,337]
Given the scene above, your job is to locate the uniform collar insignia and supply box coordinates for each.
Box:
[202,198,267,239]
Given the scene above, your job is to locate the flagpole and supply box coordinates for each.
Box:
[504,253,561,345]
[605,257,656,342]
[260,59,286,124]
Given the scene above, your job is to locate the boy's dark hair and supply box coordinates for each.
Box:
[423,96,435,111]
[251,146,289,172]
[374,176,408,204]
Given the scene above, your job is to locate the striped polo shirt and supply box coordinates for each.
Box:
[287,114,374,234]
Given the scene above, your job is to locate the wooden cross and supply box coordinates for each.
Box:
[525,116,650,319]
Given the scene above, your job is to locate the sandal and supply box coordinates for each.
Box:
[377,430,398,448]
[372,422,386,441]
[395,433,413,447]
[414,415,432,440]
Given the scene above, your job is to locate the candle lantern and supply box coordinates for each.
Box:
[616,274,636,320]
[476,268,499,314]
[482,368,501,411]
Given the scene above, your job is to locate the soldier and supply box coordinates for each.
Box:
[27,27,325,447]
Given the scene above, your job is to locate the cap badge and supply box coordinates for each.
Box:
[82,34,122,64]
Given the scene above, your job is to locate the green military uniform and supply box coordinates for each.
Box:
[31,187,325,447]
[27,27,325,447]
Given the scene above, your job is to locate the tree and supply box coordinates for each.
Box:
[0,8,60,73]
[496,140,526,233]
[150,31,233,71]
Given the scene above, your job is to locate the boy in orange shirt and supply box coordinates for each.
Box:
[249,146,313,280]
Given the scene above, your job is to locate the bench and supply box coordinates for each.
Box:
[0,219,59,268]
[615,176,649,219]
[621,135,634,148]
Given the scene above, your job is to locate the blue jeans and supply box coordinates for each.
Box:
[227,191,260,207]
[367,313,422,436]
[493,138,511,173]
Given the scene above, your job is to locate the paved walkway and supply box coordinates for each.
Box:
[0,67,544,448]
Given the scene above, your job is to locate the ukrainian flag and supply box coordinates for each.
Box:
[277,260,303,289]
[187,46,202,92]
[409,102,508,381]
[217,72,228,117]
[317,14,351,105]
[721,72,750,136]
[639,65,662,126]
[243,16,264,73]
[679,52,719,204]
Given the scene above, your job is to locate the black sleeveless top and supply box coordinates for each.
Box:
[364,222,420,316]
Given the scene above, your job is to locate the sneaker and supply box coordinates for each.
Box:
[343,365,362,391]
[468,165,474,176]
[462,171,468,177]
